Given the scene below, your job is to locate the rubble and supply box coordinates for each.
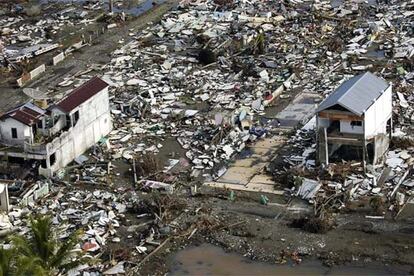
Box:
[0,0,414,274]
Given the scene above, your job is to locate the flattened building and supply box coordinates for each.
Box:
[316,72,392,167]
[0,76,112,177]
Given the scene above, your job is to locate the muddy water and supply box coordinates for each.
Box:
[169,244,409,275]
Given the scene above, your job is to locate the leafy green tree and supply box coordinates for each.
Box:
[0,246,15,276]
[11,215,85,275]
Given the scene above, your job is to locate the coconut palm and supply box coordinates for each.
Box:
[0,246,15,276]
[11,215,84,275]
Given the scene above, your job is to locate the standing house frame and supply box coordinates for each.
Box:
[316,72,392,167]
[0,76,112,177]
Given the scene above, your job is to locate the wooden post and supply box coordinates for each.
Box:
[362,141,367,172]
[318,127,328,166]
[132,158,137,184]
[109,0,113,13]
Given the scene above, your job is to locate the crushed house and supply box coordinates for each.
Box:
[0,76,112,177]
[316,72,392,166]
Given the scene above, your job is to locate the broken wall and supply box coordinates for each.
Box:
[0,184,9,212]
[373,134,389,164]
[340,120,363,134]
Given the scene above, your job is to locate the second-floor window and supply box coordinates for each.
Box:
[351,121,362,128]
[74,110,80,125]
[11,128,17,139]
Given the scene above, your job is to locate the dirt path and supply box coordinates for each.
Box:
[205,89,320,194]
[31,0,178,91]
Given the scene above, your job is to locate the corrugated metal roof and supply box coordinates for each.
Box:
[10,110,40,125]
[1,102,46,125]
[56,76,108,113]
[316,72,389,116]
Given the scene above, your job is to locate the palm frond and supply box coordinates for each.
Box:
[0,246,16,276]
[15,255,47,276]
[11,214,87,275]
[50,229,82,269]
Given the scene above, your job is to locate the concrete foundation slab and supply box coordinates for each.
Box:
[218,166,258,185]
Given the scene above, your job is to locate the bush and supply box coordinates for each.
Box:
[370,196,385,215]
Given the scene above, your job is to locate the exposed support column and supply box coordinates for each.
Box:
[318,127,328,166]
[29,126,34,144]
[373,136,378,165]
[362,141,367,172]
[46,156,51,169]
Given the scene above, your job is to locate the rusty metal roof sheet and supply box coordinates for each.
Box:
[56,76,108,113]
[2,103,45,125]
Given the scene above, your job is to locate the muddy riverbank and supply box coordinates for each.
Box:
[169,243,411,275]
[134,187,414,275]
[1,0,413,274]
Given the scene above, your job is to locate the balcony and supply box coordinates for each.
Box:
[24,125,74,155]
[24,142,48,154]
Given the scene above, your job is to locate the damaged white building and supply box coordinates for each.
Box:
[0,76,112,177]
[316,72,392,167]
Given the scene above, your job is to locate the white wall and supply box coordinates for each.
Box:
[29,64,46,79]
[45,88,112,175]
[0,184,10,212]
[0,118,32,145]
[364,85,392,139]
[340,120,364,134]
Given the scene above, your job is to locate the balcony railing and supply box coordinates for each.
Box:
[24,142,48,154]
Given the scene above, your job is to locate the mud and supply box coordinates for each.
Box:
[135,188,414,275]
[169,243,410,275]
[2,0,414,275]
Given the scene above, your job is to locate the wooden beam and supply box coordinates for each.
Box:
[318,111,362,121]
[327,137,363,146]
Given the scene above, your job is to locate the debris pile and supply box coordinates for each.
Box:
[0,0,413,273]
[4,181,189,274]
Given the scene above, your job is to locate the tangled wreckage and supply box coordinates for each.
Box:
[0,0,414,274]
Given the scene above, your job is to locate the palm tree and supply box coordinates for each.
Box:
[0,246,15,276]
[11,215,85,275]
